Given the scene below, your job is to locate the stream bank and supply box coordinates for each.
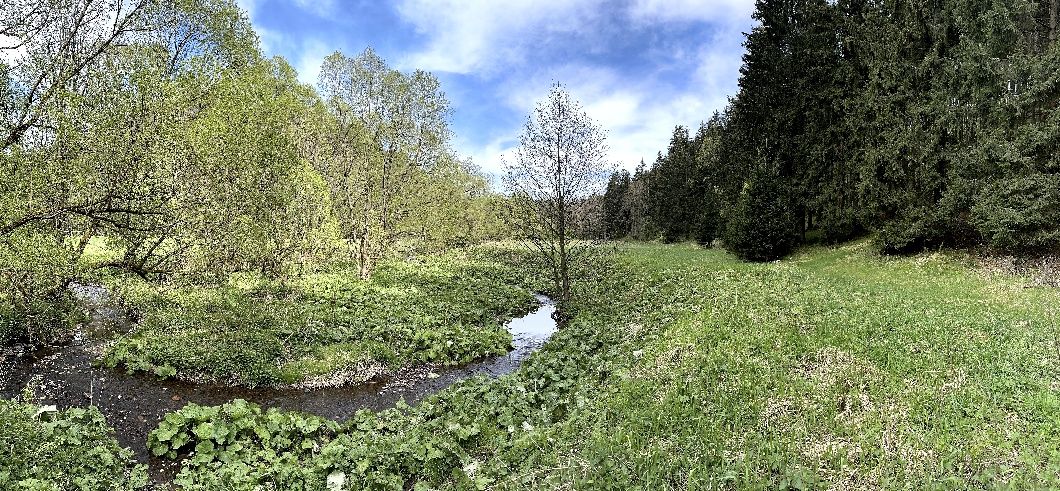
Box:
[0,286,556,465]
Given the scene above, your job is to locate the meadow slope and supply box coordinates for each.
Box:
[497,242,1060,489]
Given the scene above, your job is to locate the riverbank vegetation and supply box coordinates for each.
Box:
[127,242,1060,489]
[98,246,543,387]
[0,398,148,489]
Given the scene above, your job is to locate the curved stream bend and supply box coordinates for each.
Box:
[0,288,557,461]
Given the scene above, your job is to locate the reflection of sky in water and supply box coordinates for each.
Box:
[506,294,557,342]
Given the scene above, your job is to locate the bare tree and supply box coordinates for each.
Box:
[503,84,612,310]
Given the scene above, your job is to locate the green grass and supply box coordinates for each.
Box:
[129,241,1060,488]
[497,241,1060,489]
[100,245,545,387]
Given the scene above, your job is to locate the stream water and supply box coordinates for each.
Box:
[0,286,557,466]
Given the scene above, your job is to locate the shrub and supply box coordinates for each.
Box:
[149,400,339,489]
[722,167,801,261]
[971,174,1060,254]
[874,209,947,255]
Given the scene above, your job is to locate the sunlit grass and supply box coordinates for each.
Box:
[514,241,1060,489]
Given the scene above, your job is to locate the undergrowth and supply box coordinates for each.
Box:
[100,245,544,387]
[0,398,148,490]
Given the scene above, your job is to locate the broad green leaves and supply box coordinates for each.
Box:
[0,399,148,489]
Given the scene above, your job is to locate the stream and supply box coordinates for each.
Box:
[0,285,557,467]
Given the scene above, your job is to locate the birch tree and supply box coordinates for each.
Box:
[503,84,611,308]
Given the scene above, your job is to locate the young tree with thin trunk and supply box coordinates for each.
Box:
[503,84,611,311]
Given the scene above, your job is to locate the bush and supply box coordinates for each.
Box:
[0,399,148,489]
[971,174,1060,254]
[0,232,83,346]
[149,399,340,489]
[874,208,948,255]
[722,167,801,261]
[692,190,722,246]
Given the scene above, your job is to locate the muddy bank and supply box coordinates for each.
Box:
[0,288,556,465]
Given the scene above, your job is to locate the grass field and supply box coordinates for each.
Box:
[493,241,1060,489]
[6,241,1060,489]
[134,241,1060,489]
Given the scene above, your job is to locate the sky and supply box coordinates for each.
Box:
[236,0,756,178]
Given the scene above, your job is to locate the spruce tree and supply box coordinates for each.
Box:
[602,170,632,239]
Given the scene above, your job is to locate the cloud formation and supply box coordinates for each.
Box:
[242,0,756,176]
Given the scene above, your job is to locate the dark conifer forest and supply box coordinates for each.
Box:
[604,0,1060,260]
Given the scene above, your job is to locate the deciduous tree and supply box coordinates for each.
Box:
[503,84,611,308]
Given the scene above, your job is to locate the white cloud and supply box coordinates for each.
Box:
[457,133,520,178]
[293,40,331,85]
[398,0,752,178]
[393,0,607,74]
[250,24,331,85]
[469,43,742,177]
[395,0,754,74]
[236,0,752,187]
[291,0,337,17]
[627,0,755,24]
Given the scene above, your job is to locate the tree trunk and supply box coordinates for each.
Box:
[358,232,372,280]
[1051,0,1058,42]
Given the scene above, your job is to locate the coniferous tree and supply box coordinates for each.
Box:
[627,159,655,240]
[723,162,801,261]
[602,170,632,239]
[645,0,1060,258]
[721,0,803,256]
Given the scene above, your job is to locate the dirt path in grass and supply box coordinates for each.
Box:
[0,285,556,471]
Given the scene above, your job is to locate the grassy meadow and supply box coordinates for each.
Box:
[6,241,1060,489]
[146,242,1060,489]
[502,242,1060,489]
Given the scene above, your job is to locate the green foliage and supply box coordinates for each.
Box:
[0,0,511,342]
[149,399,339,489]
[0,232,83,346]
[971,174,1060,254]
[0,399,148,490]
[149,249,621,489]
[634,121,727,244]
[874,208,950,255]
[153,243,1060,489]
[315,47,491,279]
[723,166,801,261]
[101,246,542,386]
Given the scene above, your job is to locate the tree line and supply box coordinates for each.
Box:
[0,0,509,342]
[602,0,1060,261]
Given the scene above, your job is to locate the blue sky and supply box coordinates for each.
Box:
[236,0,756,177]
